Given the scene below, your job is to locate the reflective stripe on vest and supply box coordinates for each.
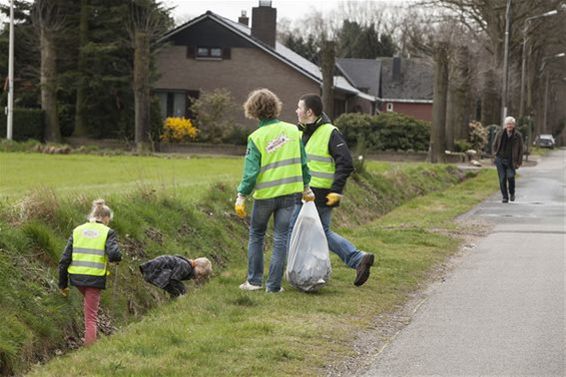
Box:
[250,121,303,199]
[305,123,336,189]
[68,222,110,277]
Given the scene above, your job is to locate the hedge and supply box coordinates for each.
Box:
[0,108,45,141]
[334,112,431,151]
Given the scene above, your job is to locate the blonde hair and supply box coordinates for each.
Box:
[193,257,212,284]
[88,199,113,222]
[243,89,282,120]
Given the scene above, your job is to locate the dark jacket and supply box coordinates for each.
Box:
[300,113,355,207]
[492,129,524,169]
[139,255,194,289]
[58,225,122,290]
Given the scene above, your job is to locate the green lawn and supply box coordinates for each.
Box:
[0,152,393,199]
[0,152,243,199]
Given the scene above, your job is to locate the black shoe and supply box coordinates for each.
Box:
[502,198,509,203]
[510,194,515,202]
[354,253,375,287]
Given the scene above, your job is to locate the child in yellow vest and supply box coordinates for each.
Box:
[58,199,122,346]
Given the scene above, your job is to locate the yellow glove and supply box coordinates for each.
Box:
[60,288,70,297]
[326,192,343,206]
[235,193,247,218]
[302,186,315,202]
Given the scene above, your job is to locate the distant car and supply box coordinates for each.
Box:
[533,134,555,149]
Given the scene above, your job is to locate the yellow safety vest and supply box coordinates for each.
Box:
[250,121,303,199]
[68,222,110,277]
[305,123,336,189]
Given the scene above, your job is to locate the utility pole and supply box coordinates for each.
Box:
[500,0,512,127]
[6,0,14,140]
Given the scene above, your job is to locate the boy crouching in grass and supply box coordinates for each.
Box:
[139,255,212,298]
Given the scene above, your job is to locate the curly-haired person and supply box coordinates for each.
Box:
[235,89,314,293]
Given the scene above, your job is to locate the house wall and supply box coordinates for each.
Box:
[347,96,375,115]
[379,102,433,122]
[155,45,320,128]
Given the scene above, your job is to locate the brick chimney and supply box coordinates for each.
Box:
[238,10,249,26]
[251,0,277,48]
[392,56,401,82]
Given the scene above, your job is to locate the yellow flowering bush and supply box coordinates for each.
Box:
[161,117,198,143]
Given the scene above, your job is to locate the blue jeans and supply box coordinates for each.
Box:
[290,203,365,269]
[495,156,515,199]
[247,194,300,292]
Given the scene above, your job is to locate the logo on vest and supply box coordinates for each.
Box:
[266,134,289,153]
[82,229,100,239]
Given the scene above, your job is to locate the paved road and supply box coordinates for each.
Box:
[362,149,565,377]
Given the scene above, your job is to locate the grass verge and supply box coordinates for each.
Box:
[0,158,496,376]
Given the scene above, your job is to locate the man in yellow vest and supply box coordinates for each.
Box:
[295,94,375,286]
[235,89,314,293]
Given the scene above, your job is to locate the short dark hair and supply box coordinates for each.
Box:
[300,94,323,116]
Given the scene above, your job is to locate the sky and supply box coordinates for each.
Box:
[168,0,410,25]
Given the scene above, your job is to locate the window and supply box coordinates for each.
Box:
[155,90,200,119]
[197,47,209,57]
[386,103,394,112]
[194,46,227,59]
[210,48,222,57]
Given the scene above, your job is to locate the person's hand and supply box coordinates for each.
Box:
[60,288,70,297]
[235,193,247,218]
[326,192,343,206]
[302,186,315,202]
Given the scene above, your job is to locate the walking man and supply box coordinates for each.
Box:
[492,116,524,203]
[295,94,375,286]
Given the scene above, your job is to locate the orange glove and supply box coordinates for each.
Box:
[326,192,343,206]
[302,186,315,202]
[60,288,70,297]
[235,193,247,218]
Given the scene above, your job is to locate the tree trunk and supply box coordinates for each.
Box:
[40,27,60,142]
[445,81,455,151]
[320,40,335,119]
[429,42,449,163]
[481,68,500,126]
[73,0,89,136]
[453,45,472,141]
[133,31,150,151]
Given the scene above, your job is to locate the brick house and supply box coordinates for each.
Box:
[154,3,375,128]
[336,57,434,122]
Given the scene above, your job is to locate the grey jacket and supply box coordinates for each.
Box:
[139,255,194,289]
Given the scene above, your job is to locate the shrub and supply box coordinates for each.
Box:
[190,89,239,143]
[454,139,472,152]
[0,108,44,141]
[468,121,488,152]
[221,124,249,145]
[161,117,198,143]
[334,112,430,151]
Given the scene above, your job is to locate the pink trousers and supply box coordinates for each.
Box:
[77,286,101,346]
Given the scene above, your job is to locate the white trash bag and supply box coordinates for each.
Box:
[286,201,331,292]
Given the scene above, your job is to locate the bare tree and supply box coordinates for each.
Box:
[73,0,89,137]
[430,41,449,162]
[32,0,66,142]
[127,0,170,151]
[320,39,335,119]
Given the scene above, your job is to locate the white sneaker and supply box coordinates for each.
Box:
[239,281,262,291]
[266,287,284,293]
